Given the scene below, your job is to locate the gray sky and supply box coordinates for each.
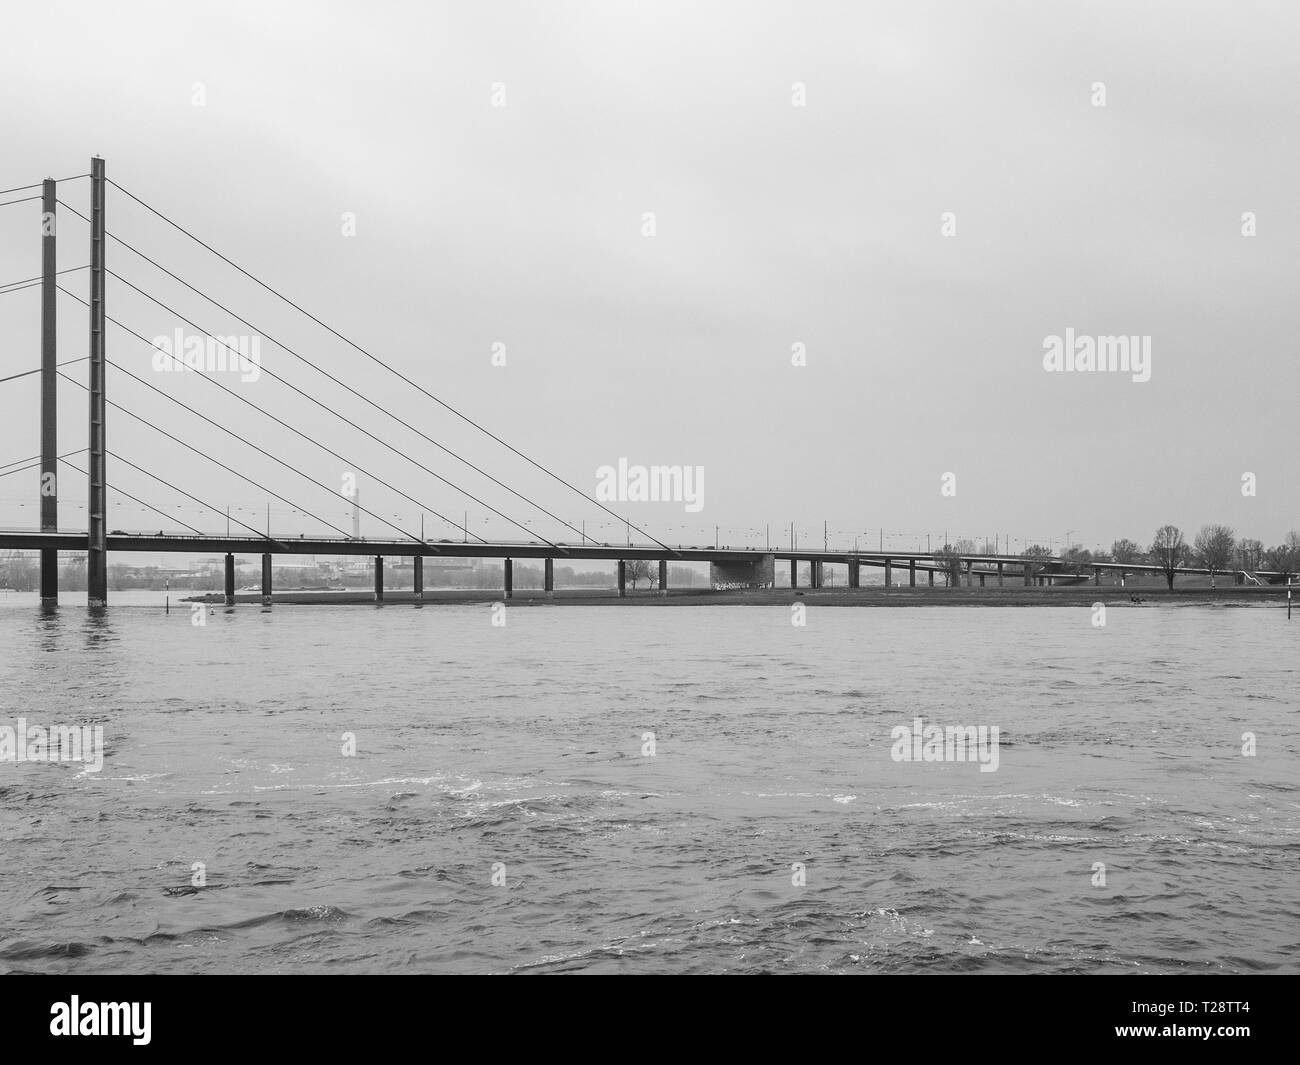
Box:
[1,0,1297,555]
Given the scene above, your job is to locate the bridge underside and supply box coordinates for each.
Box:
[709,553,775,589]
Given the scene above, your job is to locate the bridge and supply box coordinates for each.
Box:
[1,159,1290,605]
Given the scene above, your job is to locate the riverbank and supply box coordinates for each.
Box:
[185,585,1295,607]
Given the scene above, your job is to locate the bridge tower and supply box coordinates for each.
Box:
[86,156,108,606]
[39,176,57,603]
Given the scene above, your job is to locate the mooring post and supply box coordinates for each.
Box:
[87,156,108,607]
[40,177,58,604]
[224,553,235,606]
[504,558,513,599]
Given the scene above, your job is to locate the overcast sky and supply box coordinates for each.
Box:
[1,0,1296,555]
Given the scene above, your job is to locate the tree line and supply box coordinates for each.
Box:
[932,526,1300,589]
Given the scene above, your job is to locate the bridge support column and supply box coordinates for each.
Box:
[928,569,934,587]
[979,573,986,587]
[1094,566,1101,586]
[374,556,384,602]
[544,557,554,598]
[261,553,271,605]
[224,553,235,606]
[1024,564,1033,587]
[658,559,667,596]
[617,560,626,597]
[810,560,823,588]
[884,559,892,587]
[965,560,973,587]
[997,561,1004,587]
[848,560,859,588]
[790,559,797,588]
[504,558,513,599]
[414,556,423,601]
[909,559,916,587]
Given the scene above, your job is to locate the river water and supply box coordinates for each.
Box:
[1,594,1296,974]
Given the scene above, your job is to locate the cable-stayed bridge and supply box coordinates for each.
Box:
[0,159,1284,605]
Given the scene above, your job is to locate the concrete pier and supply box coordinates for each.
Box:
[658,559,667,596]
[928,569,934,587]
[261,553,272,605]
[544,557,554,597]
[617,559,626,597]
[414,556,423,601]
[909,558,916,587]
[504,558,513,599]
[790,559,798,588]
[374,555,384,602]
[997,561,1004,587]
[848,559,860,588]
[884,559,892,587]
[224,553,235,606]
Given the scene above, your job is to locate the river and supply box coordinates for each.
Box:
[1,594,1296,973]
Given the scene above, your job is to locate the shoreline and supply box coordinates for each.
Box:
[185,586,1295,608]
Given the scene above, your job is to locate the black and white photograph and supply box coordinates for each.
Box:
[0,0,1294,1032]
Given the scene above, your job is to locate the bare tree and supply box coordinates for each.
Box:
[1192,524,1235,587]
[626,559,652,590]
[1110,538,1143,564]
[1236,538,1264,574]
[1264,532,1300,582]
[1151,525,1187,589]
[932,545,962,586]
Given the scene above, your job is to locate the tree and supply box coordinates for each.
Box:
[1192,525,1235,587]
[1110,539,1143,565]
[1236,538,1264,574]
[1264,532,1300,582]
[1151,525,1187,589]
[1062,545,1093,576]
[932,545,962,587]
[626,559,652,590]
[1018,543,1051,584]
